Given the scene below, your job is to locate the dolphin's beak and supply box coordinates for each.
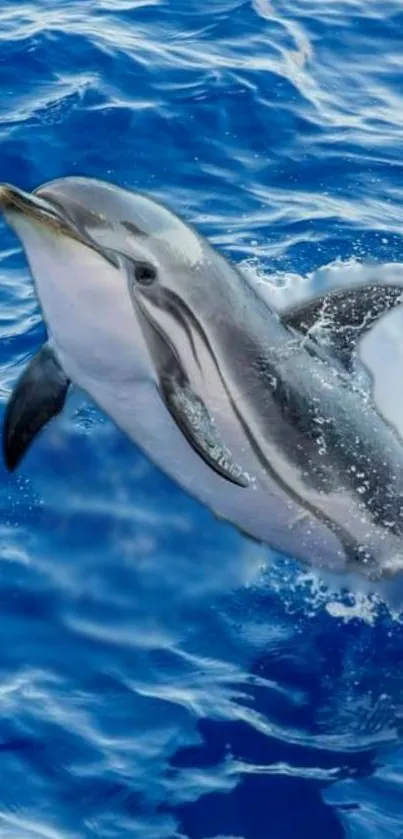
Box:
[0,183,81,241]
[0,184,119,271]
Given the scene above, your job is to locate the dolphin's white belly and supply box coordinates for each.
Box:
[56,343,350,572]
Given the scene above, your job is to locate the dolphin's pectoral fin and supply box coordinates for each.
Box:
[3,344,70,472]
[161,372,250,488]
[281,283,403,370]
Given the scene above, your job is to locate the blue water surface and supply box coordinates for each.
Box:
[1,1,403,836]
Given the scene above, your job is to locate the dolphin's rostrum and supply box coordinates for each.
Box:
[1,176,403,581]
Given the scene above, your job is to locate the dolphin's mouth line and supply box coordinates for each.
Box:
[0,184,79,237]
[0,183,120,269]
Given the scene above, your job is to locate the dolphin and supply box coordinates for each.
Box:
[1,176,403,581]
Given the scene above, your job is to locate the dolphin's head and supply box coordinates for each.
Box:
[0,176,211,293]
[32,178,239,364]
[0,177,229,380]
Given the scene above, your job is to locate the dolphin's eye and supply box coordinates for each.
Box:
[134,261,157,286]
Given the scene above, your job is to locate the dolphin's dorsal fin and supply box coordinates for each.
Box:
[3,344,70,471]
[281,283,403,370]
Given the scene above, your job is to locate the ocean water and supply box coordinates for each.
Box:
[1,0,403,836]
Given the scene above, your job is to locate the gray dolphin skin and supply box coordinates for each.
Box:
[2,177,403,581]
